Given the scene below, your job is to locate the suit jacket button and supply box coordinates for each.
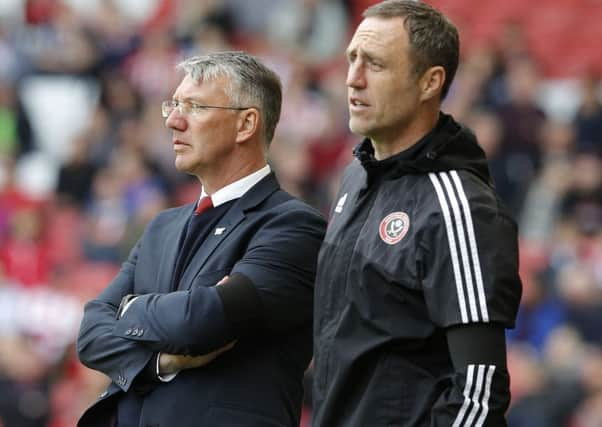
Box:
[125,329,132,335]
[138,329,144,336]
[133,328,139,336]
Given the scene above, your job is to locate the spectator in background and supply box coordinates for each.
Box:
[174,0,234,52]
[186,21,232,56]
[0,79,33,156]
[56,133,98,207]
[443,45,498,120]
[463,108,519,213]
[23,1,99,75]
[0,155,28,243]
[556,263,602,346]
[266,0,349,65]
[506,329,587,427]
[495,56,547,214]
[0,81,18,156]
[81,167,128,264]
[83,72,145,169]
[559,153,602,237]
[268,134,313,201]
[0,204,50,287]
[574,73,602,155]
[276,60,331,143]
[85,0,138,71]
[0,24,19,81]
[0,273,81,427]
[98,70,144,139]
[124,28,180,100]
[519,119,574,245]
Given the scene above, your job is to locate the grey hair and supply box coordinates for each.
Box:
[363,0,459,100]
[177,51,282,145]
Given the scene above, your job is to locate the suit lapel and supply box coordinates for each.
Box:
[157,204,196,293]
[177,173,280,290]
[177,207,245,289]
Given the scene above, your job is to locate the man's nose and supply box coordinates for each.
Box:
[165,109,187,131]
[346,63,366,89]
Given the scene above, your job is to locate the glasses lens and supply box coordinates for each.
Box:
[161,101,173,118]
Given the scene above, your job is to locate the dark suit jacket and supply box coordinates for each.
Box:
[77,174,326,427]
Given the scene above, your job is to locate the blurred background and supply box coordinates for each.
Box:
[0,0,601,426]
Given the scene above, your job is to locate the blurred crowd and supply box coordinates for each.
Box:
[0,0,601,426]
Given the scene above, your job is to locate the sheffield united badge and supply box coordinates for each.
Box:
[379,212,410,245]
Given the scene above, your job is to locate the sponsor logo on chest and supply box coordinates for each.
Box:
[379,211,410,245]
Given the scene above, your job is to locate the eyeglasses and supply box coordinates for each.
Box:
[161,100,250,118]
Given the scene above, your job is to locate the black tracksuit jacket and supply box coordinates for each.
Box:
[312,113,522,426]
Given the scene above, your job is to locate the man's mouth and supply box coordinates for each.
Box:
[350,97,369,108]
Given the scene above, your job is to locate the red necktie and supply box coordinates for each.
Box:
[194,196,213,216]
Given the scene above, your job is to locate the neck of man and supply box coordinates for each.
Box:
[198,153,267,196]
[371,106,440,161]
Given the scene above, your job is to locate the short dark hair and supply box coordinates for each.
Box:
[178,51,282,145]
[363,0,459,99]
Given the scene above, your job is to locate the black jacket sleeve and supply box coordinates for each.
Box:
[430,323,510,427]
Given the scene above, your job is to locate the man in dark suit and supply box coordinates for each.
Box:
[76,51,326,427]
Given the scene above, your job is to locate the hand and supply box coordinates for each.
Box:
[158,341,236,375]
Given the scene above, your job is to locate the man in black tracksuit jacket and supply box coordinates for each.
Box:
[312,1,522,426]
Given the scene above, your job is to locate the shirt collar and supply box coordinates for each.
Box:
[200,164,271,207]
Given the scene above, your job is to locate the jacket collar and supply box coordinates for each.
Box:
[233,172,280,212]
[353,112,492,186]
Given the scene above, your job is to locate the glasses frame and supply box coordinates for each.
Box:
[161,100,251,118]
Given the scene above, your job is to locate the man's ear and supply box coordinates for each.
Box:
[419,66,445,102]
[235,108,260,143]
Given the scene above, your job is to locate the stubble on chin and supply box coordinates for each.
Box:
[174,155,189,174]
[349,118,370,138]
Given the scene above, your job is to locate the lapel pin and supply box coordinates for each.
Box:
[214,227,226,235]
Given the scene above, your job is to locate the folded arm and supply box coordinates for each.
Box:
[113,206,326,356]
[76,241,154,391]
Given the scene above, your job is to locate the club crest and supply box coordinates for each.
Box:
[379,212,410,245]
